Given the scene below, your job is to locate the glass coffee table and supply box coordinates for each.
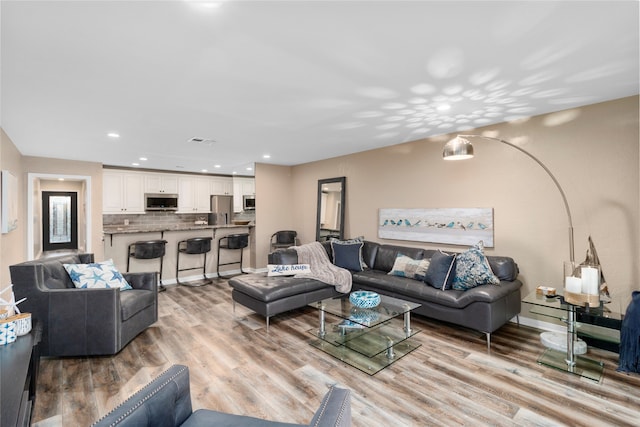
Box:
[308,294,421,375]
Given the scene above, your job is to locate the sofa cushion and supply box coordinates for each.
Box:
[64,259,133,290]
[388,254,431,281]
[228,273,331,302]
[353,270,521,309]
[120,289,156,321]
[268,248,299,265]
[331,240,365,271]
[452,242,500,291]
[424,250,457,290]
[487,256,519,281]
[373,245,425,272]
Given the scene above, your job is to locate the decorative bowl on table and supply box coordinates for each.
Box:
[349,291,381,308]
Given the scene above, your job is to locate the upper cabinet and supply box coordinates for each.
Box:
[232,177,256,212]
[178,176,212,213]
[144,173,179,194]
[210,176,233,195]
[103,171,145,214]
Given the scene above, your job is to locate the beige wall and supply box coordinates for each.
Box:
[0,128,104,285]
[0,129,26,286]
[254,163,295,267]
[285,96,639,305]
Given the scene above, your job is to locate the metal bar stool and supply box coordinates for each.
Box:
[127,239,168,292]
[176,237,213,287]
[216,233,249,279]
[270,230,298,252]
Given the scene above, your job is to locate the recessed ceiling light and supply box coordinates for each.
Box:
[132,162,140,166]
[246,167,253,171]
[201,169,208,173]
[58,178,65,181]
[139,157,147,161]
[232,171,237,175]
[107,132,120,138]
[263,154,271,159]
[214,165,221,168]
[437,104,451,111]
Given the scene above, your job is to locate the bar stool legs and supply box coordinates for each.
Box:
[216,233,249,279]
[176,237,213,287]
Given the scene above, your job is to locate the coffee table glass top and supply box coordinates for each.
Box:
[309,294,421,329]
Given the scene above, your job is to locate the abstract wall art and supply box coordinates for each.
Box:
[378,208,494,247]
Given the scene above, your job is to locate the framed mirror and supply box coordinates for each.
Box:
[316,177,346,241]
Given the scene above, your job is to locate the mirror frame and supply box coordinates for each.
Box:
[316,176,346,242]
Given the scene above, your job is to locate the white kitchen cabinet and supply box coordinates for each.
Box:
[178,176,212,213]
[144,173,178,194]
[103,171,145,214]
[210,176,233,195]
[232,177,255,212]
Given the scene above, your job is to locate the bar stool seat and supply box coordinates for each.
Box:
[216,233,249,279]
[176,237,213,287]
[127,239,168,292]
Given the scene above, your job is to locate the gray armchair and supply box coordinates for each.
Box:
[92,364,351,427]
[9,253,158,357]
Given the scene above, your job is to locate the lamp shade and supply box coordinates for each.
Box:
[443,136,474,160]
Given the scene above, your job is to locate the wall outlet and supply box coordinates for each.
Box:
[124,219,129,226]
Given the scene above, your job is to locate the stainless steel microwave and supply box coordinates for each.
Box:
[243,195,255,210]
[145,193,178,211]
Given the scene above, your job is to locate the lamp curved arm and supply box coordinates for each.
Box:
[458,134,575,263]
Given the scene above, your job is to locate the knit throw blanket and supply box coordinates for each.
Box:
[294,242,352,293]
[618,291,640,373]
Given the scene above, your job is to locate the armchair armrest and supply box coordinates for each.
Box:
[92,365,193,427]
[123,272,158,292]
[309,386,351,427]
[47,287,121,356]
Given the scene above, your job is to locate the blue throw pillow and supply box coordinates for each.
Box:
[424,250,457,290]
[452,241,500,291]
[331,241,365,271]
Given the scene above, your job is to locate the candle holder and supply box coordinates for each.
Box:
[564,261,600,308]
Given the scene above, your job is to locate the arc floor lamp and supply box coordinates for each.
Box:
[442,134,575,264]
[443,134,595,376]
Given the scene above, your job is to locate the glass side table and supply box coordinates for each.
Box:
[522,291,624,382]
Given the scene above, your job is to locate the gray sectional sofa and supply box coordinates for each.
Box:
[228,240,522,348]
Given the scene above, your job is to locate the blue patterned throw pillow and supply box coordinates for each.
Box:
[452,241,500,291]
[64,259,133,290]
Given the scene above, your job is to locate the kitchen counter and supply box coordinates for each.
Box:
[103,223,253,234]
[103,223,255,284]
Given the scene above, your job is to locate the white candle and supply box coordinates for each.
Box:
[565,276,582,294]
[581,266,599,295]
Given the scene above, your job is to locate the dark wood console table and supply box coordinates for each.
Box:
[1,322,42,427]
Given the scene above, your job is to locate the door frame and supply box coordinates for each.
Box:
[42,191,78,251]
[27,173,92,260]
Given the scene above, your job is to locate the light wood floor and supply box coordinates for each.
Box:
[33,280,640,427]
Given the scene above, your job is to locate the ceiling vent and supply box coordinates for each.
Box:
[187,137,217,146]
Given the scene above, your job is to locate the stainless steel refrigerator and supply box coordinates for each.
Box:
[209,195,233,225]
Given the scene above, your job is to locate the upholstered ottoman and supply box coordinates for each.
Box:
[228,273,340,329]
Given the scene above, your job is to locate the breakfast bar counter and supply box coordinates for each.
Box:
[103,223,254,284]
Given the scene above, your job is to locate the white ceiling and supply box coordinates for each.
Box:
[2,1,638,176]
